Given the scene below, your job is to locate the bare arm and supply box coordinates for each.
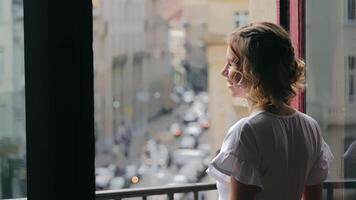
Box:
[302,184,322,200]
[229,177,261,200]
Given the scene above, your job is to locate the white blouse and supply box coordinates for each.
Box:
[206,111,333,200]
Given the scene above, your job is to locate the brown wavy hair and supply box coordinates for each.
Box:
[227,22,305,107]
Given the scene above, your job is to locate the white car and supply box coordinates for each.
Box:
[169,122,182,137]
[145,139,171,168]
[108,177,125,189]
[95,167,115,189]
[182,90,195,104]
[197,143,212,156]
[173,149,205,167]
[183,123,203,137]
[178,159,206,183]
[179,135,198,149]
[183,111,198,124]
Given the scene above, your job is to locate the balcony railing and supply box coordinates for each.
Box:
[96,182,216,200]
[323,179,356,200]
[95,180,356,200]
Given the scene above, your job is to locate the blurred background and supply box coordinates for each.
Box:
[92,0,251,194]
[92,1,356,199]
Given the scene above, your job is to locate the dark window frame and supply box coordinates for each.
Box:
[23,0,95,199]
[278,0,306,112]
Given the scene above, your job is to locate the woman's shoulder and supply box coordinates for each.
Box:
[226,111,267,135]
[227,116,252,135]
[228,119,244,132]
[225,114,261,141]
[296,111,319,124]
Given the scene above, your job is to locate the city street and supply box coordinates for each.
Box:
[95,103,190,169]
[95,91,215,192]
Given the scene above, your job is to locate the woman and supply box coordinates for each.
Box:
[206,22,333,200]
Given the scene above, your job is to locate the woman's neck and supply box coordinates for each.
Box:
[248,101,296,116]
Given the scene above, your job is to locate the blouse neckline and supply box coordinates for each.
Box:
[251,110,299,119]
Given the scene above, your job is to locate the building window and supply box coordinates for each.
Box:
[234,12,249,28]
[347,0,356,21]
[348,56,356,101]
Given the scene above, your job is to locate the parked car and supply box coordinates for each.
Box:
[95,166,115,190]
[179,135,198,149]
[183,122,203,137]
[124,164,144,186]
[108,176,126,189]
[134,168,174,189]
[197,143,212,156]
[178,159,207,183]
[191,101,206,119]
[144,139,171,168]
[170,174,188,185]
[169,122,183,137]
[182,90,195,104]
[173,149,205,167]
[183,111,198,124]
[198,116,210,129]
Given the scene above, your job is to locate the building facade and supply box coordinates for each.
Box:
[205,0,249,150]
[93,0,172,153]
[181,0,209,92]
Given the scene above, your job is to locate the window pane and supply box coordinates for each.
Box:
[94,0,249,191]
[306,0,356,188]
[0,0,26,198]
[348,0,356,21]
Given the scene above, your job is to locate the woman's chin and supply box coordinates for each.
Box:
[229,89,246,98]
[231,92,240,97]
[228,88,238,97]
[227,85,246,98]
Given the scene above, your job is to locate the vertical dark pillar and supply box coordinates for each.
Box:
[277,0,306,112]
[277,0,290,32]
[23,0,94,199]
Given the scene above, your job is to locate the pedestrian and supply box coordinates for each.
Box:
[206,22,333,200]
[121,128,132,158]
[114,121,126,145]
[116,121,132,158]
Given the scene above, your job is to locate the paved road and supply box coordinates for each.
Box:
[95,104,189,169]
[95,102,217,198]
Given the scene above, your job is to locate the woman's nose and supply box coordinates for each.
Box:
[220,66,227,77]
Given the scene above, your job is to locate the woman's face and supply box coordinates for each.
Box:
[221,47,245,97]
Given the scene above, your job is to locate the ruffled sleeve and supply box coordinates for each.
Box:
[206,121,264,189]
[305,140,334,185]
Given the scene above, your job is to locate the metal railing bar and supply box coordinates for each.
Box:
[325,183,333,200]
[323,179,356,189]
[194,191,199,200]
[323,179,356,200]
[96,183,217,199]
[167,193,174,200]
[96,180,356,200]
[7,180,356,200]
